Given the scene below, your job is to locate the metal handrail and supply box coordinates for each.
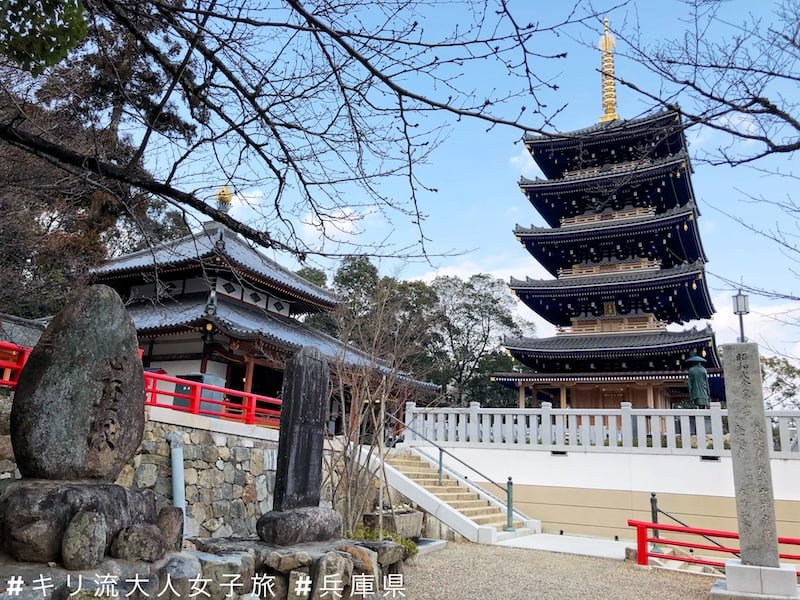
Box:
[650,492,739,557]
[389,412,518,530]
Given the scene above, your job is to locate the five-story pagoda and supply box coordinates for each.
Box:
[496,21,723,409]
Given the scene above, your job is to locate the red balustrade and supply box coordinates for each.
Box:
[0,341,29,390]
[627,519,800,575]
[0,341,281,429]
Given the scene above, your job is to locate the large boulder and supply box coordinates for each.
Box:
[111,524,166,562]
[257,507,342,546]
[11,284,145,481]
[62,511,108,570]
[0,480,157,563]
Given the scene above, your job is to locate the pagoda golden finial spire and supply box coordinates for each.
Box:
[216,185,232,213]
[598,18,619,123]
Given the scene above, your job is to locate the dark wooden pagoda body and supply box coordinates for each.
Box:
[500,110,723,409]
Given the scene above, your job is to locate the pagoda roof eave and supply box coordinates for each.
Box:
[515,204,697,238]
[515,206,707,275]
[510,260,707,291]
[503,326,716,355]
[491,368,723,385]
[520,151,689,190]
[523,109,680,145]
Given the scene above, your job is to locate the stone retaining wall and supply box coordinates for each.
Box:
[0,398,279,539]
[118,421,279,538]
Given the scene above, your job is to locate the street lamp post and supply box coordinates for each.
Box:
[732,290,749,343]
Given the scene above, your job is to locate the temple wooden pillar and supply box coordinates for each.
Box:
[243,355,255,394]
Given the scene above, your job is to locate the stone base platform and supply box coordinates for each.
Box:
[0,480,159,564]
[709,560,799,600]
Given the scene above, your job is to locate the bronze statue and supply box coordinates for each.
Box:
[686,355,709,408]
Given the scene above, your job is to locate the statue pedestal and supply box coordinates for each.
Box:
[709,560,799,599]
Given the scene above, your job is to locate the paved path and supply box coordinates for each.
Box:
[496,532,634,559]
[404,543,713,600]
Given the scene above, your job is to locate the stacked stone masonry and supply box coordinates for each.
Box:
[0,402,279,539]
[118,421,279,539]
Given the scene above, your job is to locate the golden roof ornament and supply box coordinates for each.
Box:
[216,185,233,213]
[598,19,619,123]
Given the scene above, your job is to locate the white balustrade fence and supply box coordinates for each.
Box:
[403,401,800,458]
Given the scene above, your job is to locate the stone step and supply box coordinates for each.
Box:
[457,506,504,517]
[420,481,461,491]
[431,491,482,502]
[445,499,491,510]
[409,476,461,486]
[386,455,423,464]
[470,512,508,524]
[385,459,425,469]
[394,469,446,479]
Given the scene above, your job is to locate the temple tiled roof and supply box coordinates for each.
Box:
[519,151,689,189]
[127,296,438,391]
[93,223,338,310]
[515,206,706,275]
[504,326,714,353]
[523,109,680,144]
[510,260,705,290]
[515,205,697,238]
[0,313,49,347]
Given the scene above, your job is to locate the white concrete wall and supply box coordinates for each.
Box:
[416,445,800,502]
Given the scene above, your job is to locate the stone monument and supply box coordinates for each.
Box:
[256,346,343,546]
[0,285,177,570]
[709,343,799,599]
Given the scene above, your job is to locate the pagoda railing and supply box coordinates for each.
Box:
[0,340,281,429]
[558,258,661,279]
[560,205,655,227]
[403,401,800,459]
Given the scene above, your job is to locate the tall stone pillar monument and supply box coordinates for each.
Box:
[710,343,799,599]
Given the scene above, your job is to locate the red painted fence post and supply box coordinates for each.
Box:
[189,384,201,414]
[636,523,649,566]
[244,394,256,425]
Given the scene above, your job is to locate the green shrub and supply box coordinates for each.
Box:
[347,526,418,560]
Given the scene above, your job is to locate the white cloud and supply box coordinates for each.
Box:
[298,207,370,250]
[707,293,800,361]
[229,189,265,221]
[508,144,543,179]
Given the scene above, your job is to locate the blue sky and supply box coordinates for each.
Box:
[221,1,800,359]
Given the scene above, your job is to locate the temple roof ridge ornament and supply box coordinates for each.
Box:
[598,19,619,123]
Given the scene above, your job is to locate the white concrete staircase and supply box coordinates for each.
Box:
[648,543,725,576]
[377,449,540,544]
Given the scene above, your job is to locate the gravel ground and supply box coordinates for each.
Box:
[404,543,714,600]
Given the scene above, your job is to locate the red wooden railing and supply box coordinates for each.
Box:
[144,371,280,428]
[0,341,29,390]
[0,340,281,429]
[628,519,800,575]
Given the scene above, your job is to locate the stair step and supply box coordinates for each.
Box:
[445,499,491,509]
[398,470,449,479]
[431,492,481,501]
[457,506,504,517]
[420,482,462,491]
[385,459,424,468]
[470,513,510,525]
